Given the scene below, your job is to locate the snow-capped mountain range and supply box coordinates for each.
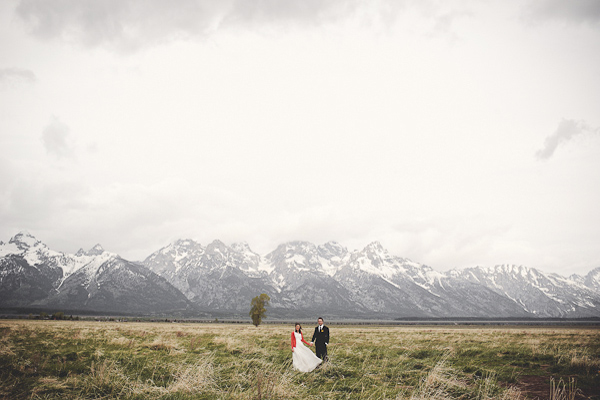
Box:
[1,231,599,318]
[0,232,190,314]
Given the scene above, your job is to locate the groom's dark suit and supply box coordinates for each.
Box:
[312,324,329,360]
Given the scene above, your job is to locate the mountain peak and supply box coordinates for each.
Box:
[584,266,600,290]
[231,241,254,253]
[366,240,383,250]
[269,241,315,255]
[86,244,105,256]
[317,241,348,259]
[491,264,540,278]
[173,238,199,247]
[9,231,42,250]
[322,241,345,250]
[287,241,316,251]
[157,239,203,256]
[364,241,385,253]
[206,239,227,252]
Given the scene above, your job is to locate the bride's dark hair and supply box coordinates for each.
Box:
[294,323,302,333]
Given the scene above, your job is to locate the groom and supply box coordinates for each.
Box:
[311,317,329,361]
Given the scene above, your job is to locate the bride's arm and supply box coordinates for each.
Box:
[291,332,296,351]
[300,333,312,346]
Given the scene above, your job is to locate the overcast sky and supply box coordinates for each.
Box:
[1,0,599,275]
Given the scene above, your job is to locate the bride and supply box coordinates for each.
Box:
[291,323,322,372]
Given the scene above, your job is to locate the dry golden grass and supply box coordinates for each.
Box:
[109,336,136,347]
[549,377,581,400]
[0,341,15,357]
[166,357,215,393]
[0,320,599,399]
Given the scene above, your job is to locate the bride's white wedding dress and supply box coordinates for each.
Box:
[291,331,322,372]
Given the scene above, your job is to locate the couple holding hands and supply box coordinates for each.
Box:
[290,317,330,372]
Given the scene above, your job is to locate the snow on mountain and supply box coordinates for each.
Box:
[0,254,62,306]
[230,242,262,273]
[337,242,431,292]
[1,232,58,268]
[59,244,115,278]
[349,241,404,279]
[3,232,600,318]
[38,254,191,314]
[85,244,106,256]
[7,231,41,250]
[330,242,516,317]
[143,238,205,276]
[143,238,600,318]
[583,267,600,292]
[143,239,273,312]
[334,247,432,315]
[455,264,600,317]
[58,251,115,291]
[316,241,350,276]
[0,232,113,280]
[0,232,190,314]
[266,241,323,280]
[261,241,359,313]
[0,233,100,306]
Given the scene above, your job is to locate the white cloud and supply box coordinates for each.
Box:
[14,0,370,52]
[0,68,36,90]
[14,0,481,53]
[524,0,600,25]
[536,119,600,160]
[41,116,74,159]
[0,67,36,83]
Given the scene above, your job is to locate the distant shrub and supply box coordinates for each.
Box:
[52,312,65,320]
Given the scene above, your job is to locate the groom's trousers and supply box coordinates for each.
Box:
[315,343,327,360]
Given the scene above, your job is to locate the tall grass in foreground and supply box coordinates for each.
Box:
[0,321,598,399]
[549,377,581,400]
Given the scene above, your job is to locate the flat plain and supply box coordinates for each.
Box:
[0,320,599,399]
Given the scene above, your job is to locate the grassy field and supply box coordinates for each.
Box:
[0,320,599,399]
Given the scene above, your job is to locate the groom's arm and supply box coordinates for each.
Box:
[311,327,317,343]
[325,327,330,345]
